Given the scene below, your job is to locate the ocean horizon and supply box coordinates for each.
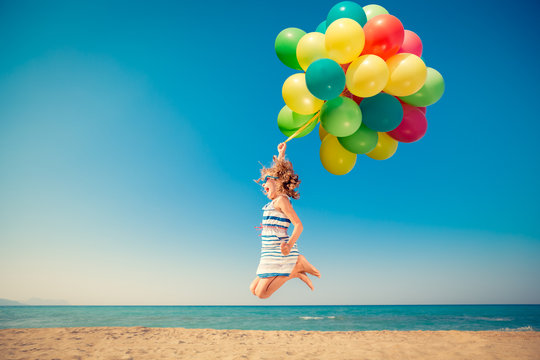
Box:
[1,305,539,332]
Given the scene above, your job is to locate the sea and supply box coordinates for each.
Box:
[1,305,539,331]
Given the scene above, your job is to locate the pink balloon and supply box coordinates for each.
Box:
[418,106,426,114]
[398,30,422,57]
[387,103,427,142]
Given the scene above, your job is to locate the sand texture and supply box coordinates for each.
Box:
[0,327,539,360]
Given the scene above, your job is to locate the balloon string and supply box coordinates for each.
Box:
[284,111,321,143]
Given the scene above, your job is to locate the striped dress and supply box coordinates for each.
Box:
[256,195,299,278]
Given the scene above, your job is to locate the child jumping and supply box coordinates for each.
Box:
[250,142,320,299]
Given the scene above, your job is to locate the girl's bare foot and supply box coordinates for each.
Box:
[296,255,321,278]
[290,271,314,290]
[297,272,314,290]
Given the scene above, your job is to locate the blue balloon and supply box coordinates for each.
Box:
[327,1,367,27]
[315,20,327,34]
[360,93,403,132]
[305,58,346,101]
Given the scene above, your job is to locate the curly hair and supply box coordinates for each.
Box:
[254,157,301,200]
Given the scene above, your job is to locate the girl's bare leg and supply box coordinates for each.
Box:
[250,276,260,295]
[253,253,320,298]
[254,270,315,299]
[290,255,321,278]
[254,276,290,299]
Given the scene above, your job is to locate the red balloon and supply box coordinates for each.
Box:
[341,87,363,104]
[398,30,422,57]
[340,63,351,73]
[387,103,427,142]
[362,14,404,60]
[418,106,426,114]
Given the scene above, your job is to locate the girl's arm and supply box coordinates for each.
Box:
[275,196,303,249]
[274,142,286,161]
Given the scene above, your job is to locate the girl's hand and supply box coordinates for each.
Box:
[277,142,286,160]
[281,241,291,256]
[278,143,287,155]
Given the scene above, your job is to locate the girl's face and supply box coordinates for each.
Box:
[263,178,279,199]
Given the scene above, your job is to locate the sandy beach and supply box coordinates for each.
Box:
[0,327,538,360]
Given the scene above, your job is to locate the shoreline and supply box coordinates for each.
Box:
[0,326,538,332]
[1,327,539,360]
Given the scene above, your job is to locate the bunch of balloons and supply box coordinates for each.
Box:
[275,1,445,175]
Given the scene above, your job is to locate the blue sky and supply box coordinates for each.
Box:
[1,0,539,305]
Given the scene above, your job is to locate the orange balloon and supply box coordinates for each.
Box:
[319,124,329,141]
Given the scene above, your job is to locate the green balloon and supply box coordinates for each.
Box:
[277,106,318,138]
[320,96,362,137]
[338,124,378,154]
[286,117,319,138]
[362,4,389,21]
[399,68,445,107]
[275,28,306,70]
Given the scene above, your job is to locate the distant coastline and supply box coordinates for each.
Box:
[0,298,69,306]
[1,301,539,306]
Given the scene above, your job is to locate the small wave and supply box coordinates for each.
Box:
[462,316,512,322]
[299,316,336,320]
[475,317,512,322]
[498,326,534,332]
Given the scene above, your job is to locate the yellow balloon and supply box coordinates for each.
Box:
[320,134,357,175]
[325,18,365,64]
[346,54,389,97]
[296,32,327,71]
[366,132,398,160]
[384,53,427,97]
[318,123,329,141]
[282,73,324,115]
